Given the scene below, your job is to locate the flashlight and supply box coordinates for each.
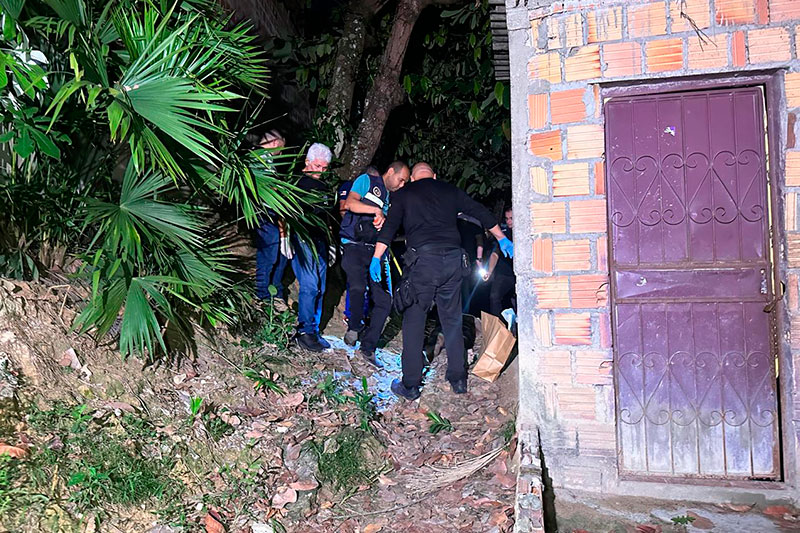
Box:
[477,266,488,280]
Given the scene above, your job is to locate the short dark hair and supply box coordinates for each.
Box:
[386,161,409,174]
[504,206,513,214]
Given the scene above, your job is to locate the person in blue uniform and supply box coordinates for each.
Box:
[340,162,409,365]
[370,163,513,400]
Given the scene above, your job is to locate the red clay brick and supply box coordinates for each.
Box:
[533,202,567,233]
[534,276,570,308]
[555,313,592,345]
[603,42,642,78]
[571,274,609,308]
[529,52,562,83]
[554,239,592,272]
[528,93,548,130]
[748,27,791,63]
[787,151,800,186]
[792,316,800,348]
[756,0,768,24]
[540,350,572,384]
[594,160,605,195]
[570,199,607,233]
[550,89,587,125]
[787,192,797,232]
[587,8,623,43]
[533,313,553,347]
[788,234,800,267]
[789,273,799,311]
[566,125,604,160]
[529,130,563,160]
[787,73,800,108]
[715,0,756,25]
[553,162,590,196]
[557,386,597,420]
[532,238,554,273]
[688,33,728,70]
[575,350,613,385]
[530,166,549,195]
[597,236,608,272]
[574,422,616,454]
[670,0,711,31]
[599,311,612,348]
[628,2,668,38]
[564,13,584,48]
[731,31,746,66]
[565,45,602,81]
[646,38,684,73]
[768,0,800,22]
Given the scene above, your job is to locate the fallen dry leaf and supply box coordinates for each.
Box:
[717,502,755,513]
[363,524,383,533]
[0,443,28,459]
[271,486,297,509]
[289,479,318,491]
[204,511,225,533]
[765,505,791,517]
[277,392,304,408]
[377,474,397,486]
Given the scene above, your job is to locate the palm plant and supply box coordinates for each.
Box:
[0,0,322,357]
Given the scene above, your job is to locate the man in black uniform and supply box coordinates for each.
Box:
[340,162,409,365]
[370,162,513,400]
[484,206,516,316]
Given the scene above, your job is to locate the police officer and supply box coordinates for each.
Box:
[370,162,513,399]
[341,162,410,365]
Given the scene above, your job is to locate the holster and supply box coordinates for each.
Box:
[393,248,421,313]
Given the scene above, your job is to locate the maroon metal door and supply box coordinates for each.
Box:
[605,87,780,479]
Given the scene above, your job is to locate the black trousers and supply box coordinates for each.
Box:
[402,248,466,388]
[489,273,516,317]
[341,243,392,352]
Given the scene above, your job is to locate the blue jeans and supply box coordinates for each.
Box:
[256,222,287,300]
[292,237,327,335]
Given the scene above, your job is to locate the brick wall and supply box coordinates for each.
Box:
[508,0,800,505]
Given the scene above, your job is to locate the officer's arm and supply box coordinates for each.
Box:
[344,191,382,216]
[373,242,389,261]
[486,251,500,279]
[487,224,506,242]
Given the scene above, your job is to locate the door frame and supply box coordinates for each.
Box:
[600,70,793,488]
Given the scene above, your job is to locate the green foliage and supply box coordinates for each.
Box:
[318,374,347,405]
[671,515,696,526]
[311,429,375,491]
[426,411,453,434]
[8,402,183,526]
[351,377,377,432]
[189,397,203,419]
[501,417,516,444]
[0,0,323,359]
[202,407,235,441]
[397,1,510,200]
[243,367,285,396]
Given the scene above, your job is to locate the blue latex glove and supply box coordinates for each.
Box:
[498,237,514,258]
[370,257,382,282]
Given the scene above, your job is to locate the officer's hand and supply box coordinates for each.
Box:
[373,212,385,230]
[498,237,514,258]
[482,270,491,282]
[369,257,382,282]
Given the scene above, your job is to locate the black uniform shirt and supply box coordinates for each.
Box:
[377,179,496,250]
[493,228,514,277]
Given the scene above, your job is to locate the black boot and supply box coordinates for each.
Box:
[391,378,420,401]
[450,378,467,394]
[295,333,324,352]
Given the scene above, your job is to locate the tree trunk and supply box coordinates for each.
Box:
[339,0,429,179]
[323,7,369,158]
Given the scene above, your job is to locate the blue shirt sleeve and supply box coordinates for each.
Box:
[349,174,370,198]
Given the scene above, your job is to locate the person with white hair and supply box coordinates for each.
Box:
[254,130,289,311]
[292,142,334,352]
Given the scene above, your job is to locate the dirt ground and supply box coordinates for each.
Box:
[0,278,518,533]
